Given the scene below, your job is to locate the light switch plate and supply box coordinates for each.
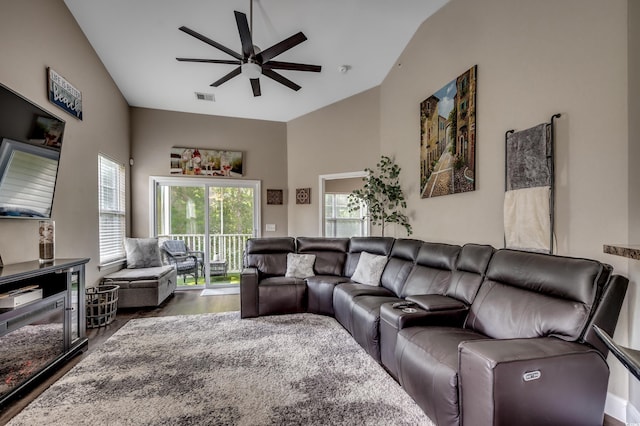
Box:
[266,224,276,232]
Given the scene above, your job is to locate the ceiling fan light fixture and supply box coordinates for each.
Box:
[241,62,262,79]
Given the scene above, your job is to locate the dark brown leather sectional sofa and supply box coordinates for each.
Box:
[240,236,628,426]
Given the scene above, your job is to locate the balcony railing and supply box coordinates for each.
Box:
[159,233,252,273]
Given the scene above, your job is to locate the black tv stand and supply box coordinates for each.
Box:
[0,258,89,407]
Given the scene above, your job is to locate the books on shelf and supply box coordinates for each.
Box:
[0,285,43,308]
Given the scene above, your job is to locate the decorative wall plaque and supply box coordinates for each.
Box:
[47,68,83,120]
[296,188,311,204]
[267,189,283,205]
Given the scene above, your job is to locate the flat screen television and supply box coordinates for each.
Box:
[0,83,65,219]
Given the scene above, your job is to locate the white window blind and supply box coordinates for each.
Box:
[324,193,368,238]
[0,150,58,217]
[98,155,126,264]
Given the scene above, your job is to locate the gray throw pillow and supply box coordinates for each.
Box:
[125,238,162,269]
[350,251,388,286]
[285,253,316,278]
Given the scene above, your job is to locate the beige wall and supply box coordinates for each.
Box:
[325,177,364,193]
[0,0,130,286]
[130,108,288,237]
[382,0,629,258]
[287,87,381,236]
[380,0,630,401]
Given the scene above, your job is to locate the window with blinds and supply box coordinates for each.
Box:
[324,193,368,238]
[98,154,126,264]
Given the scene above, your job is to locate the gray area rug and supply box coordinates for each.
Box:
[8,312,434,425]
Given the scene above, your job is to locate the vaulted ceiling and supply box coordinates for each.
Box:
[63,0,448,122]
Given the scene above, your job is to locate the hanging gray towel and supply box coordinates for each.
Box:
[506,123,550,190]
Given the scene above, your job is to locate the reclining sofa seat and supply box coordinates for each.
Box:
[395,249,623,426]
[297,237,351,316]
[332,236,397,335]
[380,243,494,379]
[338,239,424,361]
[241,237,305,318]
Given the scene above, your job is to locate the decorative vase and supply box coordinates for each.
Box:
[38,220,55,263]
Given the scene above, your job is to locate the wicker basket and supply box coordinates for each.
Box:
[86,284,119,328]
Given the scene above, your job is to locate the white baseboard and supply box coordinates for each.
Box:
[605,392,640,423]
[628,400,640,424]
[606,392,627,422]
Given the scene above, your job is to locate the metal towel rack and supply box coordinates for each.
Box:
[504,113,561,254]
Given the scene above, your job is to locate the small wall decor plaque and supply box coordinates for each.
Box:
[47,68,83,120]
[296,188,311,204]
[267,189,283,205]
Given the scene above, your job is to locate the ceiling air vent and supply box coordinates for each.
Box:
[195,92,215,102]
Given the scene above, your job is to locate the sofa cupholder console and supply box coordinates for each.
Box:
[240,236,628,426]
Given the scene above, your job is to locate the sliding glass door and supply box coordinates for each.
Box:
[150,177,260,288]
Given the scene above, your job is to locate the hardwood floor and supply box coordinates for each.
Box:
[0,290,625,426]
[0,290,239,425]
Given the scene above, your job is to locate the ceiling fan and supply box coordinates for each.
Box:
[176,1,321,97]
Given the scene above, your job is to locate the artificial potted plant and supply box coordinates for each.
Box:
[348,155,413,237]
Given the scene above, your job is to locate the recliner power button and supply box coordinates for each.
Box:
[523,370,541,382]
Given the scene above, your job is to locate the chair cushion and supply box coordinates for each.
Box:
[467,249,606,341]
[305,275,352,316]
[350,295,403,361]
[244,237,296,277]
[162,240,189,256]
[104,265,174,281]
[333,283,394,334]
[296,237,349,276]
[125,238,162,269]
[396,326,487,425]
[258,277,306,316]
[380,239,422,295]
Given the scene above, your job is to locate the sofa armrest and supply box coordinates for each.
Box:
[459,337,609,426]
[240,267,259,318]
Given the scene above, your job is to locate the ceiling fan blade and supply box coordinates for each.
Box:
[234,11,255,58]
[210,67,242,87]
[258,32,307,63]
[262,61,321,73]
[176,58,241,65]
[250,78,261,97]
[262,69,301,91]
[179,26,243,61]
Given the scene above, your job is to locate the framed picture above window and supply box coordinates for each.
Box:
[170,147,243,177]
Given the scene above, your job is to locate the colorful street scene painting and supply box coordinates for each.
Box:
[170,147,243,177]
[420,65,477,198]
